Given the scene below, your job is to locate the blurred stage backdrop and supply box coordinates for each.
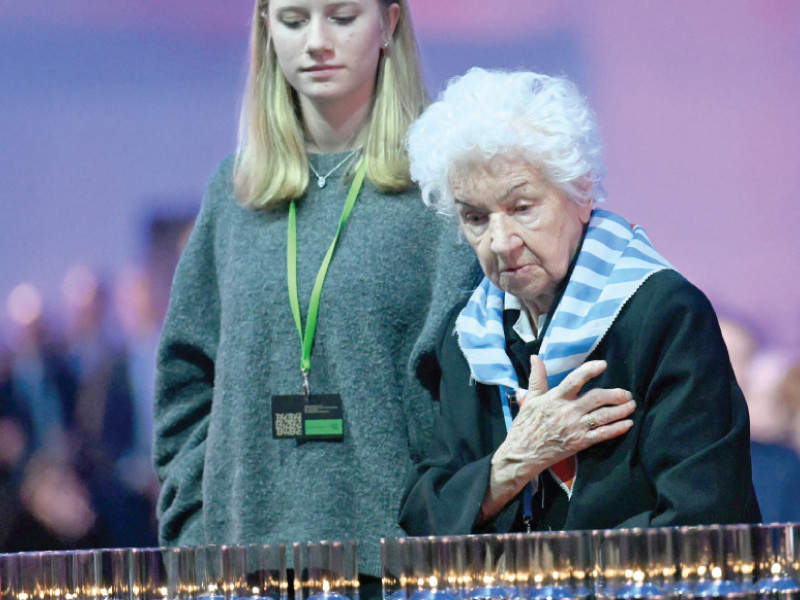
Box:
[1,0,799,351]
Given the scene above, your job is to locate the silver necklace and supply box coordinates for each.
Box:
[308,148,361,188]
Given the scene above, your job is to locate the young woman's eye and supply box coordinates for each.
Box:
[279,12,307,28]
[330,14,357,25]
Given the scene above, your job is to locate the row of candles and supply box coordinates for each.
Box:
[381,524,800,600]
[0,544,289,600]
[1,523,799,600]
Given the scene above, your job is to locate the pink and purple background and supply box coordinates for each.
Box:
[2,1,799,351]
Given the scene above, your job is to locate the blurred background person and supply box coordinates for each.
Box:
[5,285,78,457]
[1,267,162,550]
[719,315,789,443]
[1,344,104,552]
[0,345,34,551]
[112,264,161,500]
[0,205,191,550]
[719,315,800,523]
[778,361,800,455]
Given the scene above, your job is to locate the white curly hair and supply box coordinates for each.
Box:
[406,68,606,215]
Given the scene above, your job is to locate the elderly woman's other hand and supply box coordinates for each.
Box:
[480,356,635,521]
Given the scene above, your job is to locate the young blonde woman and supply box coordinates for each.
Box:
[152,0,479,589]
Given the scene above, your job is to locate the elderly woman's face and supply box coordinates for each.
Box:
[451,154,593,317]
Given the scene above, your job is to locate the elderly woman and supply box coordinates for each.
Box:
[399,68,760,535]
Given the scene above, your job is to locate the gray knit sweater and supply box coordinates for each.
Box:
[153,153,480,576]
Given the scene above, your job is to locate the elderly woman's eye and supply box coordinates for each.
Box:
[513,203,539,224]
[462,212,487,225]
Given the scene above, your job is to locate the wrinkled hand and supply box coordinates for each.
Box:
[480,356,635,521]
[506,356,635,472]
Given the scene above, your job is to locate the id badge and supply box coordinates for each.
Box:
[271,394,344,442]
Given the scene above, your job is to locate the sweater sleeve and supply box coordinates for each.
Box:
[152,160,228,546]
[399,306,517,536]
[404,214,482,463]
[603,271,761,527]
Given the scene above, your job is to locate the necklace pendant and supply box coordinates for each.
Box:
[316,176,326,188]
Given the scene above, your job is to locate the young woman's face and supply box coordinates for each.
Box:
[266,0,399,110]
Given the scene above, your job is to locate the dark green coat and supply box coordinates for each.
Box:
[400,270,761,535]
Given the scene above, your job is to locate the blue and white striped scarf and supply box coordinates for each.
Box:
[455,209,674,391]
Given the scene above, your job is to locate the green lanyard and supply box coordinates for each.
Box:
[287,158,367,396]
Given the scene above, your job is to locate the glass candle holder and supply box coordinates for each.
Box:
[753,523,800,600]
[237,544,289,600]
[381,537,413,600]
[41,552,71,600]
[19,552,45,600]
[381,536,475,600]
[1,551,22,600]
[193,546,230,600]
[293,541,358,600]
[463,534,512,600]
[675,524,752,600]
[227,545,287,600]
[128,547,181,600]
[173,546,196,600]
[405,537,460,600]
[524,531,592,600]
[69,550,103,600]
[595,528,673,600]
[96,549,129,600]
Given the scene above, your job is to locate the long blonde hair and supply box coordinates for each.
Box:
[233,0,429,209]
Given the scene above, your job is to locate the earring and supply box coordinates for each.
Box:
[382,40,390,49]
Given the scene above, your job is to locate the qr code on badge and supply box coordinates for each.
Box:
[275,412,303,437]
